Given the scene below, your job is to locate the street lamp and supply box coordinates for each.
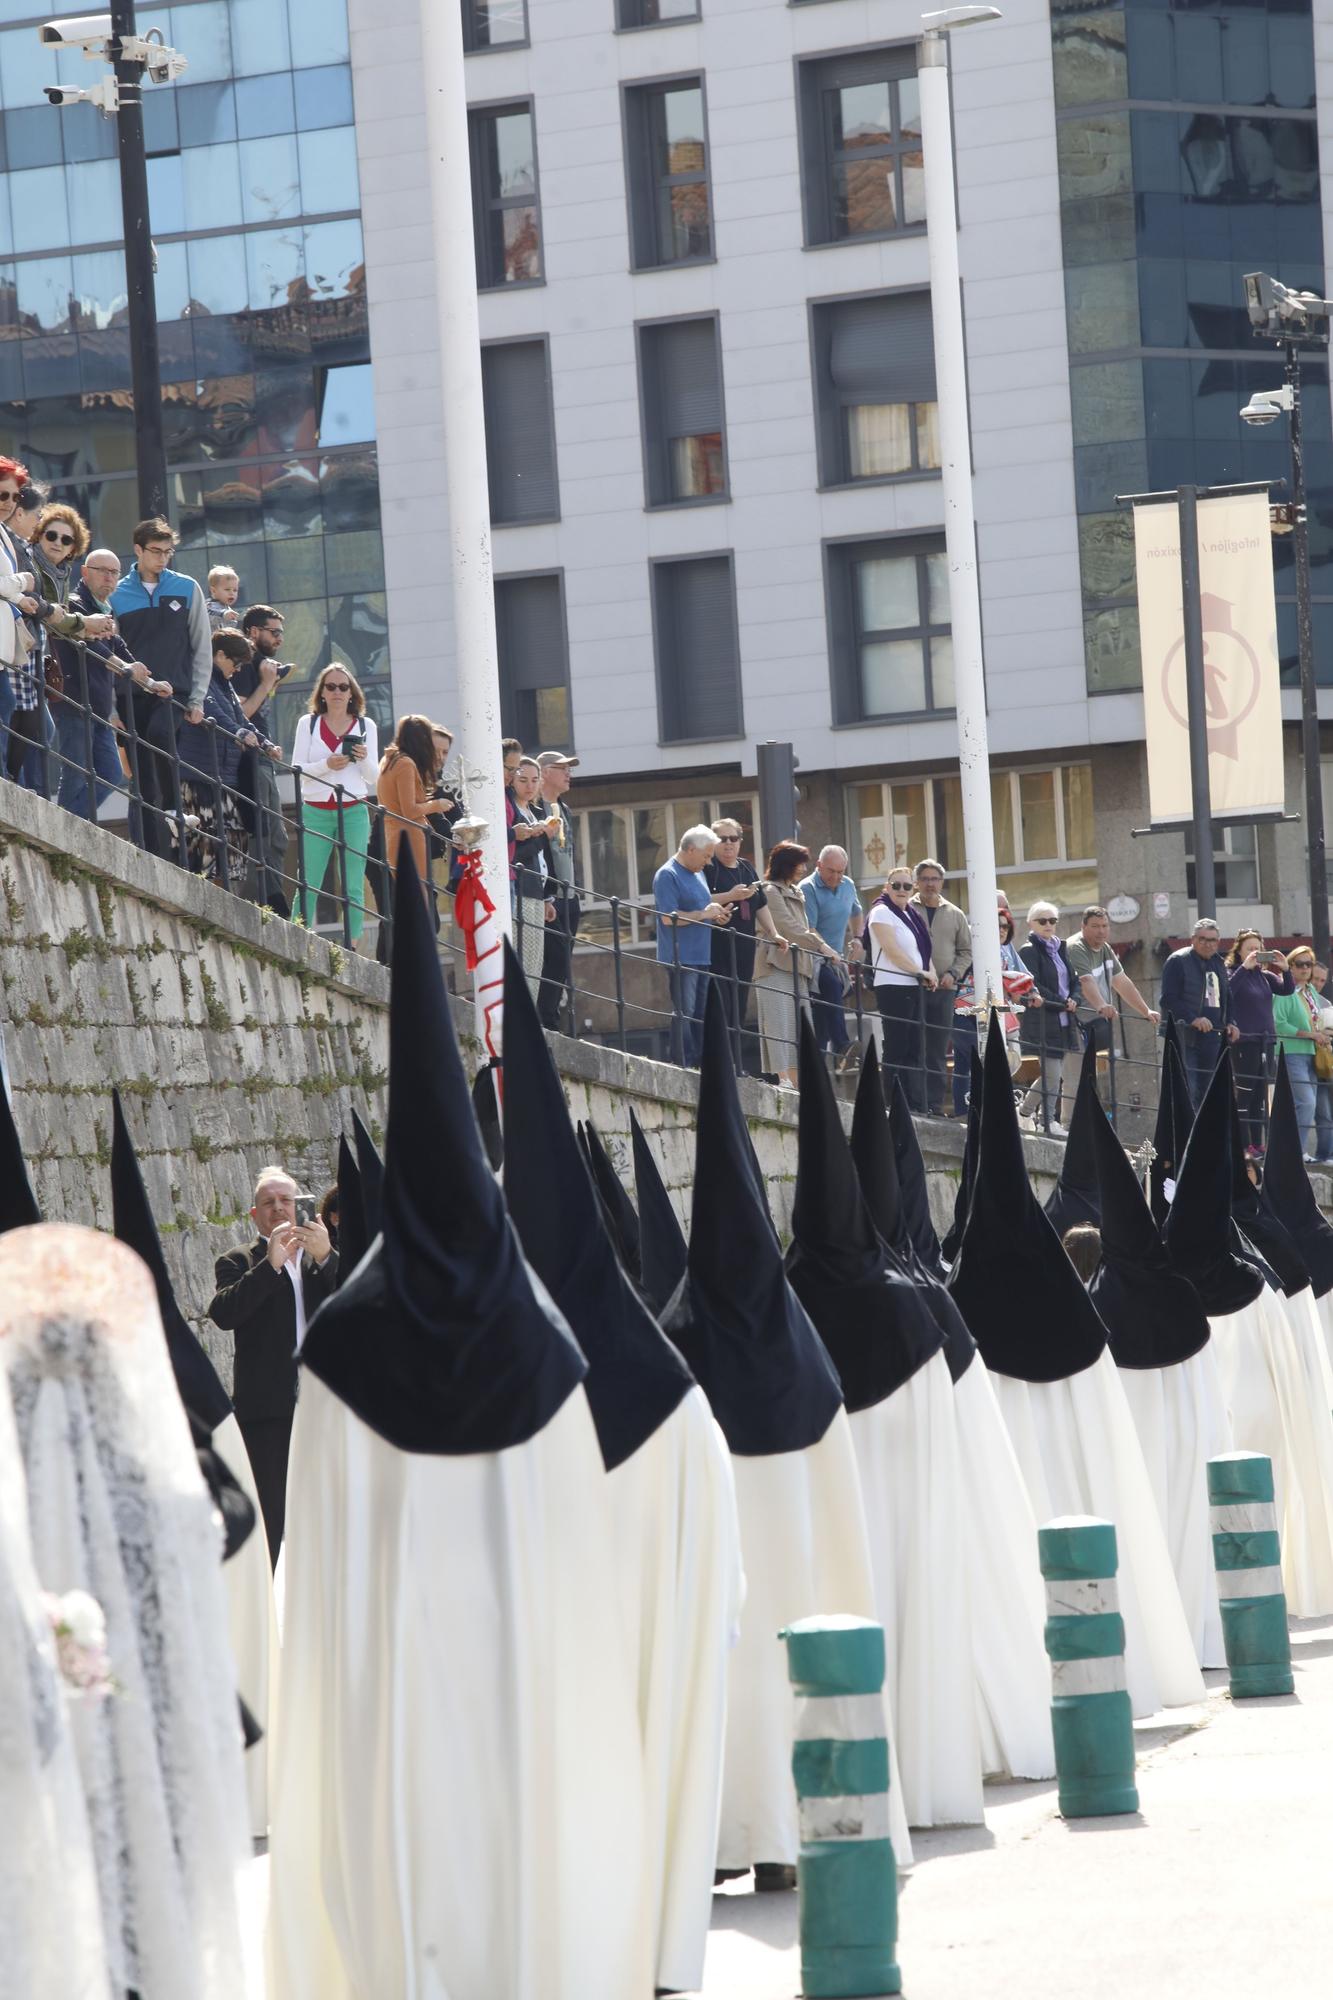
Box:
[919,5,1003,1026]
[1241,271,1332,963]
[40,8,189,519]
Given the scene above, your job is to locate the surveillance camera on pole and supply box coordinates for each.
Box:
[1239,386,1295,428]
[39,13,113,51]
[44,78,120,111]
[1243,271,1332,342]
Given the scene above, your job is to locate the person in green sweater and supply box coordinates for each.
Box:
[1271,946,1331,1161]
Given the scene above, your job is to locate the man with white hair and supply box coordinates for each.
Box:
[1017,900,1083,1134]
[54,546,165,822]
[802,845,864,1063]
[654,825,730,1065]
[208,1163,338,1563]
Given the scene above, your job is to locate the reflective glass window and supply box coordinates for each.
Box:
[322,529,383,593]
[240,133,301,223]
[298,126,360,214]
[203,465,263,543]
[263,460,322,537]
[5,106,61,170]
[141,84,179,156]
[287,0,351,67]
[186,232,249,316]
[78,325,131,393]
[12,166,69,253]
[235,71,296,139]
[152,239,190,320]
[1065,261,1139,355]
[327,590,389,678]
[317,362,374,446]
[168,2,233,84]
[303,217,364,298]
[0,186,15,260]
[227,0,291,77]
[1069,360,1144,446]
[0,29,57,113]
[147,152,186,235]
[71,249,127,330]
[209,537,269,600]
[21,337,79,401]
[253,363,317,453]
[321,452,380,532]
[469,104,542,286]
[1052,10,1126,109]
[157,318,195,384]
[184,142,243,231]
[293,64,354,131]
[266,534,326,601]
[66,159,121,245]
[60,101,117,165]
[246,224,304,312]
[176,80,237,147]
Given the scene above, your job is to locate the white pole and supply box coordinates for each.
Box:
[918,23,1002,1023]
[419,0,512,939]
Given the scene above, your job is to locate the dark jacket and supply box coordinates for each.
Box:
[56,578,141,721]
[177,667,271,790]
[110,562,212,709]
[1018,932,1080,1054]
[1227,962,1292,1042]
[209,1238,339,1424]
[1160,945,1233,1036]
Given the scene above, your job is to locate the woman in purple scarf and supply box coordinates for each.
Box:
[866,870,939,1112]
[1017,899,1082,1135]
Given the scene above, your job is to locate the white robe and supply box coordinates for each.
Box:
[952,1355,1056,1781]
[211,1411,280,1839]
[1116,1349,1231,1669]
[850,1352,984,1826]
[267,1375,652,2000]
[607,1387,744,1996]
[720,1408,914,1869]
[987,1349,1205,1718]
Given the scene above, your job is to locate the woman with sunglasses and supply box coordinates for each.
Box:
[1272,948,1332,1160]
[2,494,111,790]
[291,667,379,946]
[1017,900,1081,1135]
[865,870,938,1112]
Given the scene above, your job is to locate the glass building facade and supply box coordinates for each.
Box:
[0,0,387,753]
[1051,0,1327,693]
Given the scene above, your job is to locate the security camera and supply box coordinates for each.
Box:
[43,82,89,105]
[144,44,187,83]
[1243,271,1332,338]
[38,14,112,52]
[1239,387,1294,427]
[44,74,118,113]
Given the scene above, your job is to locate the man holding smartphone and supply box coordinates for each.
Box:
[208,1164,338,1565]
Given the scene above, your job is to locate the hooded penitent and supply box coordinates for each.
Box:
[950,1012,1109,1381]
[632,1109,688,1318]
[660,981,843,1455]
[300,846,588,1455]
[1226,1070,1310,1297]
[940,1047,982,1265]
[887,1069,946,1275]
[1262,1052,1333,1298]
[350,1107,383,1242]
[1043,1037,1103,1236]
[0,1062,39,1236]
[502,946,693,1471]
[1162,1048,1264,1319]
[1150,1018,1196,1228]
[1087,1082,1210,1369]
[579,1120,644,1290]
[334,1131,370,1287]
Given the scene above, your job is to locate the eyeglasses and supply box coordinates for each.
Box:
[0,489,18,504]
[1033,916,1058,926]
[42,529,75,547]
[322,680,351,693]
[717,834,741,843]
[889,880,913,892]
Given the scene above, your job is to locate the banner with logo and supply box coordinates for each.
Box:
[1133,490,1283,825]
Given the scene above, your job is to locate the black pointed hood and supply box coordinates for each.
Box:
[580,1120,643,1289]
[1044,1038,1103,1235]
[300,844,587,1453]
[660,981,843,1454]
[1226,1065,1309,1296]
[631,1110,688,1318]
[1150,1020,1197,1228]
[886,1070,945,1274]
[949,1012,1109,1380]
[110,1091,232,1430]
[1086,1077,1210,1368]
[335,1130,370,1285]
[1260,1052,1333,1296]
[940,1047,982,1264]
[1162,1046,1263,1317]
[351,1108,383,1240]
[0,1070,39,1235]
[501,946,693,1470]
[785,1014,942,1408]
[850,1045,977,1382]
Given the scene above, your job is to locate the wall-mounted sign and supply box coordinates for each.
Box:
[1106,894,1140,924]
[1152,890,1171,920]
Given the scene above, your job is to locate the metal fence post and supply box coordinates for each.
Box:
[77,648,96,821]
[334,786,352,947]
[610,896,628,1054]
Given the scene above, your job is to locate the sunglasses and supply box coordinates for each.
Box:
[717,834,741,842]
[0,488,18,504]
[42,529,75,547]
[1033,916,1058,925]
[889,881,913,891]
[322,680,352,693]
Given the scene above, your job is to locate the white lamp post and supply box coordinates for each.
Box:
[919,5,1003,1023]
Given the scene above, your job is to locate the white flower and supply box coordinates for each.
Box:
[57,1590,106,1651]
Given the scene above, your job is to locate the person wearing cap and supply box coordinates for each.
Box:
[1159,918,1239,1107]
[535,749,581,1031]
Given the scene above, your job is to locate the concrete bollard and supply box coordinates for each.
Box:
[1039,1515,1139,1819]
[780,1614,900,1999]
[1207,1451,1295,1699]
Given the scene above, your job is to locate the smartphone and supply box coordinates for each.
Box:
[295,1194,316,1228]
[1258,950,1281,966]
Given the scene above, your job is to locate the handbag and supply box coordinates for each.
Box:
[1315,1041,1333,1083]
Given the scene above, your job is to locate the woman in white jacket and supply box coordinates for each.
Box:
[290,666,379,945]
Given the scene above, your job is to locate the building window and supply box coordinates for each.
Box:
[810,290,938,486]
[846,764,1097,911]
[636,315,727,507]
[481,339,559,524]
[623,77,712,269]
[315,362,375,447]
[651,553,743,744]
[462,0,528,50]
[826,535,952,723]
[618,0,700,24]
[495,570,571,750]
[469,101,542,288]
[567,791,760,947]
[798,47,923,246]
[1184,823,1261,905]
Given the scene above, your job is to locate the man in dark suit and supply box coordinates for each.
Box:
[209,1165,338,1567]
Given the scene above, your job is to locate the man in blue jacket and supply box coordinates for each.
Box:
[110,516,211,860]
[1159,917,1239,1105]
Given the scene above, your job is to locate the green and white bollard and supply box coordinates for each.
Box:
[1039,1515,1139,1819]
[1207,1451,1295,1699]
[780,1614,900,2000]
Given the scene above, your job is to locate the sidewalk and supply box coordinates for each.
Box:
[702,1614,1333,1999]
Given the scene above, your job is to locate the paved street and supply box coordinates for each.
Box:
[702,1614,1333,1999]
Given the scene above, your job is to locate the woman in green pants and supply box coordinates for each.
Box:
[290,665,380,943]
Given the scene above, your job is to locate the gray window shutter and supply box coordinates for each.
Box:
[482,341,558,523]
[656,319,722,435]
[655,556,743,742]
[827,292,936,405]
[496,574,566,694]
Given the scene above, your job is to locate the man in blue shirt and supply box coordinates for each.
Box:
[111,516,212,861]
[801,845,864,1060]
[654,824,730,1065]
[1159,917,1239,1106]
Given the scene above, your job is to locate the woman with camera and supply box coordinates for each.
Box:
[1226,929,1292,1158]
[291,665,379,945]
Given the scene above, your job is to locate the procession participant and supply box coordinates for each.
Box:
[268,845,650,2000]
[950,1014,1204,1720]
[632,1109,689,1320]
[579,1117,643,1290]
[849,1045,1055,1786]
[886,1068,948,1277]
[1043,1038,1103,1236]
[660,982,892,1884]
[333,1130,370,1283]
[350,1106,383,1240]
[1262,1052,1333,1363]
[940,1045,981,1265]
[1150,1016,1197,1227]
[502,947,741,1996]
[787,1012,981,1830]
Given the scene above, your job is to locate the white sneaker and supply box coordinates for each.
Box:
[1047,1121,1068,1137]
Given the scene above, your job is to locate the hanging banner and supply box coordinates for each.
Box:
[1133,490,1283,825]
